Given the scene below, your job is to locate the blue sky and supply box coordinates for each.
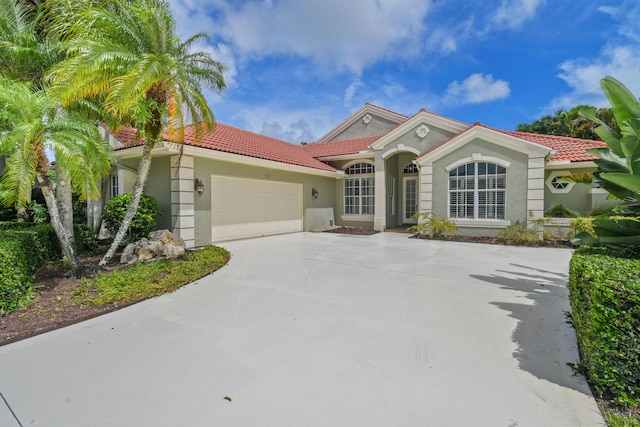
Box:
[168,0,640,144]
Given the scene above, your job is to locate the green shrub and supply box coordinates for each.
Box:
[544,203,580,218]
[494,220,541,245]
[74,224,99,255]
[569,217,595,239]
[0,231,42,315]
[102,193,160,244]
[568,246,640,405]
[407,212,458,238]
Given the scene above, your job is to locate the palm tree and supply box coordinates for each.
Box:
[46,0,226,266]
[0,77,111,274]
[0,0,59,86]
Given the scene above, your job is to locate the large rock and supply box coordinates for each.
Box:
[120,230,187,264]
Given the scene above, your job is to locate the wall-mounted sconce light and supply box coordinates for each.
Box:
[194,178,205,197]
[311,187,319,199]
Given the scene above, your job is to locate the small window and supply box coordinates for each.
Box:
[110,174,119,198]
[345,162,374,175]
[403,163,418,174]
[546,171,575,193]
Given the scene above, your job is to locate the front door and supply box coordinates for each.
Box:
[403,177,418,224]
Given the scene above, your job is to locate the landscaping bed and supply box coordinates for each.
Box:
[0,244,230,346]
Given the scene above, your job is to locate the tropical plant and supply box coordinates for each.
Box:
[102,193,160,244]
[0,0,63,88]
[569,77,640,247]
[407,212,459,239]
[0,77,111,274]
[45,0,226,266]
[544,203,580,218]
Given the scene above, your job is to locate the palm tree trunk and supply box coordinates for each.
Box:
[37,174,83,276]
[55,162,76,249]
[99,140,154,266]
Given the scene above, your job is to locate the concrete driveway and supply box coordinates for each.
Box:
[0,232,604,426]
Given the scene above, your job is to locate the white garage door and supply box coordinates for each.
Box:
[211,176,303,242]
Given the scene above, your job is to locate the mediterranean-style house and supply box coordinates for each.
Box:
[100,103,609,247]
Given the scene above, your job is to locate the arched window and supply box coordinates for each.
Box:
[403,163,418,174]
[449,162,506,220]
[344,162,375,215]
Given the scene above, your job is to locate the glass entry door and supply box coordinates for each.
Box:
[403,177,418,224]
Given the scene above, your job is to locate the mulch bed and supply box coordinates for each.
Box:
[0,247,133,347]
[323,226,380,235]
[324,226,574,248]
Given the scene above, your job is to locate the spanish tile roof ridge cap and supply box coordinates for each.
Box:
[307,134,384,146]
[364,102,410,118]
[409,108,472,126]
[500,129,608,145]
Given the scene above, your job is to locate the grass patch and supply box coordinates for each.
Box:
[73,246,230,306]
[604,411,640,427]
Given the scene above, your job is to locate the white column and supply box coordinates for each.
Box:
[527,157,545,229]
[419,164,433,212]
[170,155,195,247]
[374,170,386,231]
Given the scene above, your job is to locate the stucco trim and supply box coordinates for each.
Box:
[417,126,551,166]
[444,155,511,171]
[382,145,422,159]
[115,143,343,178]
[313,152,375,162]
[546,160,597,169]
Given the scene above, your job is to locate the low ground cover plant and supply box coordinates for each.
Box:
[73,246,230,306]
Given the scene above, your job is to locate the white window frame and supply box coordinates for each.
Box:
[545,170,575,193]
[447,161,507,221]
[110,174,119,198]
[342,162,375,220]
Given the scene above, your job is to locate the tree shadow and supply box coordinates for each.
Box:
[471,264,592,394]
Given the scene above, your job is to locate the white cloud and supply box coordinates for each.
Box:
[550,46,640,111]
[444,73,511,105]
[215,0,432,74]
[492,0,545,30]
[231,105,337,144]
[344,79,363,105]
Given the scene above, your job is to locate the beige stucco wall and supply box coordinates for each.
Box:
[331,114,399,141]
[430,138,529,237]
[544,167,596,215]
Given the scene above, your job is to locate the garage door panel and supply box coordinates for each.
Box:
[211,176,302,242]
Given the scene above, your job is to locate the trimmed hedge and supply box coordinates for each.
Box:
[568,246,640,404]
[0,222,99,315]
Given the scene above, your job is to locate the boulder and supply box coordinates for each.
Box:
[120,230,186,264]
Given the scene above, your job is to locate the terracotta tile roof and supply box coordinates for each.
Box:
[495,129,608,162]
[302,135,380,158]
[113,123,337,172]
[113,126,144,147]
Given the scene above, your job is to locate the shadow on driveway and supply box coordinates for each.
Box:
[471,263,590,394]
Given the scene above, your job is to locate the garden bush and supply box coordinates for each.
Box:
[0,230,44,315]
[102,193,160,244]
[544,203,580,218]
[568,246,640,405]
